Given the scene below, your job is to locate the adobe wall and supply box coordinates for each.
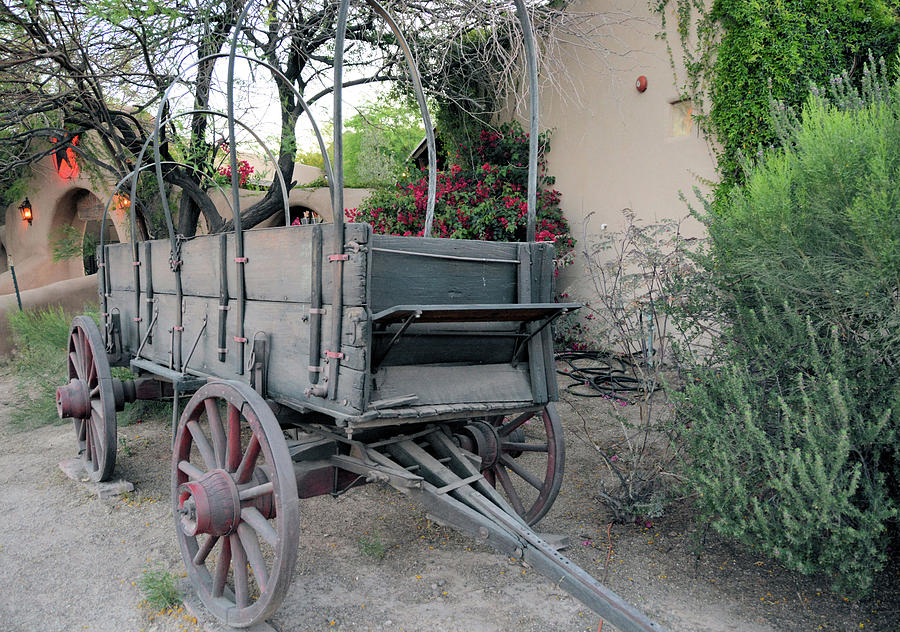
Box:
[0,155,126,297]
[510,0,717,299]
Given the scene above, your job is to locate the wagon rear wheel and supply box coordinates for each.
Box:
[56,315,117,482]
[458,404,565,526]
[172,380,299,628]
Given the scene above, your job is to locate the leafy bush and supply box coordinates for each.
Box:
[676,62,900,597]
[654,0,900,188]
[6,307,74,429]
[347,121,573,262]
[342,96,425,188]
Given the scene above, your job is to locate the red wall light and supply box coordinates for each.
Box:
[50,134,80,180]
[19,198,33,225]
[635,75,648,93]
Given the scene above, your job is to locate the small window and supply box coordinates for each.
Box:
[670,100,694,138]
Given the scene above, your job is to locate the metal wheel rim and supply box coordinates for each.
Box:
[483,403,566,525]
[172,380,299,628]
[66,315,116,482]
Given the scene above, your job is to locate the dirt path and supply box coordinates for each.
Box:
[0,363,897,632]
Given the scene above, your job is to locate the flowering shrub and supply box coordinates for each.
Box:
[217,159,254,187]
[214,142,255,187]
[347,122,573,263]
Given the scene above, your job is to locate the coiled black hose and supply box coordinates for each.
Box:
[555,350,658,399]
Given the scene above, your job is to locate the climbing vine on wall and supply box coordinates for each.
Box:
[651,0,900,190]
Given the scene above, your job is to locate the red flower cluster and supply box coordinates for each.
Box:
[218,159,254,187]
[347,122,573,260]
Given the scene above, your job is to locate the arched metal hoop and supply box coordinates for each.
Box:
[97,160,234,338]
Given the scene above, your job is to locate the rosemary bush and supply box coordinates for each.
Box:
[677,59,900,597]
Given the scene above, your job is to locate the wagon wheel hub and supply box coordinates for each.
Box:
[456,421,503,470]
[177,469,241,537]
[57,378,92,420]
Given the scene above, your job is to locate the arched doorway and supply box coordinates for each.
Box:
[289,205,323,225]
[50,188,120,275]
[0,239,7,274]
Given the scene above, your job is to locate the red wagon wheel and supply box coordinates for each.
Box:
[56,315,117,482]
[458,404,565,526]
[172,380,299,628]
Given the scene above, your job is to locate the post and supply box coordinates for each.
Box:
[9,255,22,311]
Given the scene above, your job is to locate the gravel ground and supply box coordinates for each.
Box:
[1,362,897,632]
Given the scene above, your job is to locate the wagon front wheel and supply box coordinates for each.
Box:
[56,315,117,482]
[172,380,299,628]
[458,404,565,526]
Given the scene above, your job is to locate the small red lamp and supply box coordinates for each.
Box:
[19,198,33,225]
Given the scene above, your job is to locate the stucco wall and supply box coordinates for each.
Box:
[0,155,126,296]
[516,0,717,299]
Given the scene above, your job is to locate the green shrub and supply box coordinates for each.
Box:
[676,61,900,597]
[6,307,74,429]
[138,566,181,611]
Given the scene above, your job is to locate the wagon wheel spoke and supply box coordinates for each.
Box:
[230,534,250,608]
[499,454,543,490]
[87,351,97,384]
[494,464,526,516]
[173,380,299,628]
[237,523,269,591]
[226,403,242,472]
[239,482,273,501]
[235,435,261,484]
[178,460,205,480]
[82,333,94,380]
[212,536,232,598]
[193,535,218,566]
[498,411,534,437]
[240,507,278,547]
[187,420,216,471]
[69,352,84,381]
[204,399,227,469]
[500,441,548,453]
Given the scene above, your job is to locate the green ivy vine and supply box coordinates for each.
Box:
[651,0,900,192]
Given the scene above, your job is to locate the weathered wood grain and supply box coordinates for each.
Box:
[369,236,518,311]
[371,363,532,406]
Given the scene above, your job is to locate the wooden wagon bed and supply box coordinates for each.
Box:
[102,222,576,431]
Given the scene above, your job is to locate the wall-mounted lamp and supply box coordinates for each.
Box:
[19,198,33,225]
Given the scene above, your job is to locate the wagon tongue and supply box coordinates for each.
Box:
[357,429,666,632]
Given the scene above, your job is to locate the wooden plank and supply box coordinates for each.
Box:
[371,234,518,260]
[370,254,517,311]
[369,235,520,312]
[106,243,134,291]
[371,364,533,406]
[371,303,577,324]
[149,235,222,298]
[520,244,547,404]
[221,225,366,306]
[540,245,560,401]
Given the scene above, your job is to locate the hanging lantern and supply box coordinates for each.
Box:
[19,198,33,224]
[113,193,131,214]
[50,133,80,179]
